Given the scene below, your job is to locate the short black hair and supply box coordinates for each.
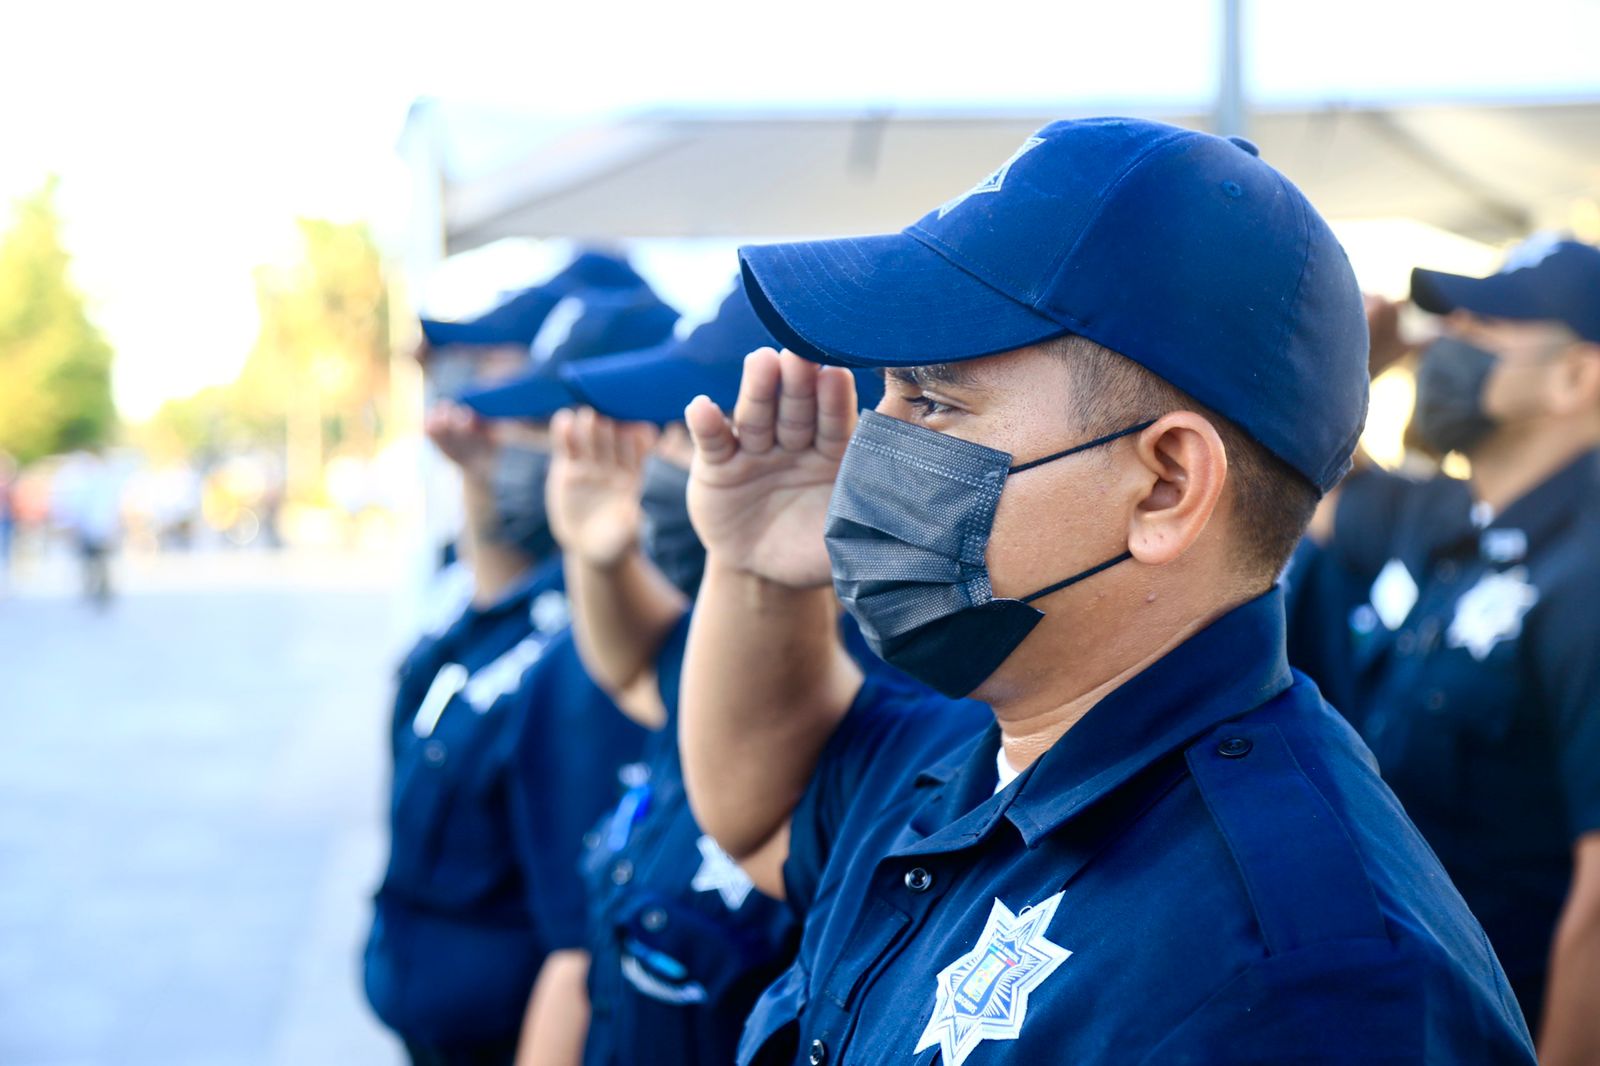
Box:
[1045,333,1319,582]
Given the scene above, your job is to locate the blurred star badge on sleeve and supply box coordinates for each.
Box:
[1447,568,1539,661]
[914,891,1072,1066]
[1369,558,1419,631]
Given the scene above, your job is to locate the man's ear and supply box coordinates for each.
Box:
[1125,412,1227,567]
[1547,343,1600,416]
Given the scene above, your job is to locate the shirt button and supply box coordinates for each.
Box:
[1217,737,1253,759]
[904,867,934,893]
[1425,690,1447,713]
[1396,632,1417,655]
[423,741,447,766]
[808,1038,828,1065]
[642,907,669,932]
[611,860,633,886]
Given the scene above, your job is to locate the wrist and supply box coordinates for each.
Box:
[572,536,642,573]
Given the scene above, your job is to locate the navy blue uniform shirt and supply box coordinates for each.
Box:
[580,614,800,1066]
[1286,453,1600,1026]
[743,589,1534,1065]
[505,629,650,953]
[365,557,571,1047]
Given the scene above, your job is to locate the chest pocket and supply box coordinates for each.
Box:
[611,889,795,1009]
[384,697,518,906]
[1428,641,1524,746]
[737,958,809,1066]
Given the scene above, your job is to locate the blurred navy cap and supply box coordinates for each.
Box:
[418,249,644,351]
[738,117,1369,494]
[1411,237,1600,344]
[458,286,680,419]
[460,283,884,425]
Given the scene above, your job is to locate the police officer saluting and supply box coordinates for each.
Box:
[457,283,885,1065]
[676,119,1535,1063]
[1290,239,1600,1063]
[363,255,676,1066]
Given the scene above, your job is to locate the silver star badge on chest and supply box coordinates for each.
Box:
[914,891,1072,1066]
[690,834,754,910]
[1446,567,1539,661]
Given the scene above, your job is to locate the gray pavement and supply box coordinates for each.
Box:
[0,547,410,1066]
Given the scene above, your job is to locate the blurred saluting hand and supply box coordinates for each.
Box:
[547,407,659,567]
[684,348,858,589]
[425,401,497,481]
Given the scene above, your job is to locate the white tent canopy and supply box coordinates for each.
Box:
[412,100,1600,251]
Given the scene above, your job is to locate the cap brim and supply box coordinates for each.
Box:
[562,343,744,425]
[420,319,501,350]
[1410,267,1552,324]
[457,370,578,420]
[740,233,1066,368]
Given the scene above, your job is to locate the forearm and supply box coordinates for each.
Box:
[462,475,533,607]
[1538,896,1600,1064]
[516,949,590,1066]
[565,549,688,700]
[679,558,862,861]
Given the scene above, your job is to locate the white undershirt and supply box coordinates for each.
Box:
[995,748,1022,793]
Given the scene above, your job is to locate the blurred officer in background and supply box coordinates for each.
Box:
[364,262,678,1066]
[1288,239,1600,1063]
[460,284,888,1065]
[0,450,16,593]
[678,118,1534,1063]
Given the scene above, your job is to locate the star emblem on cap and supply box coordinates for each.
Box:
[914,891,1072,1066]
[1446,567,1539,661]
[690,834,755,910]
[936,137,1044,219]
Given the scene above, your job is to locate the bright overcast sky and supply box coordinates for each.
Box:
[5,0,1600,418]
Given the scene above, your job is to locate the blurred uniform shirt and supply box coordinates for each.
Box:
[364,556,571,1047]
[1285,454,1600,1026]
[578,615,800,1066]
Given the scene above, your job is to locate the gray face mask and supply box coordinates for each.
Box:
[1412,337,1500,457]
[824,410,1150,699]
[639,457,705,598]
[489,444,556,562]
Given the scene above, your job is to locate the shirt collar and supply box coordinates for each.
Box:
[474,553,564,618]
[1479,447,1599,555]
[908,588,1293,851]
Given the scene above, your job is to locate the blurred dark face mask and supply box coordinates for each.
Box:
[824,410,1150,699]
[1412,337,1500,456]
[640,457,705,598]
[490,444,556,562]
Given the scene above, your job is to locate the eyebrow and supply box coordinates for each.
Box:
[884,363,983,391]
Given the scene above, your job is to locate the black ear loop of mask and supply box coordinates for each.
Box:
[1006,418,1156,605]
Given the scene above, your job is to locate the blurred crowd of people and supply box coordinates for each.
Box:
[365,118,1599,1066]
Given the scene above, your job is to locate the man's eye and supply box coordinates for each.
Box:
[907,395,954,417]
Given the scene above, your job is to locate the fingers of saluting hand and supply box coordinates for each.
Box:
[814,365,859,461]
[617,421,657,472]
[775,350,819,452]
[685,395,737,465]
[732,348,781,455]
[550,408,577,460]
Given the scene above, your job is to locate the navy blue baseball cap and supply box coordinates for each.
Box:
[418,250,645,350]
[460,284,885,424]
[1411,238,1600,344]
[738,117,1369,493]
[458,286,680,419]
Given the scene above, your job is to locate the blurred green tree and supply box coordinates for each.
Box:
[241,219,391,499]
[0,178,116,463]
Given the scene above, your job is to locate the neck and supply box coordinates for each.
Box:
[1469,423,1599,514]
[987,580,1254,773]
